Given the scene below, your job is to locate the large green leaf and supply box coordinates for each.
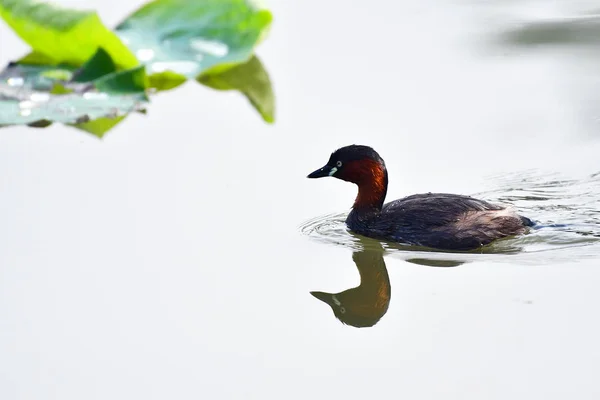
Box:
[115,0,272,84]
[0,0,138,69]
[0,61,147,137]
[0,0,275,130]
[198,55,274,123]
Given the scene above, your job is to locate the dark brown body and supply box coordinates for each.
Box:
[347,193,533,251]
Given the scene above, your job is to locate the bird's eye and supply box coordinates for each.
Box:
[339,307,346,314]
[336,161,343,168]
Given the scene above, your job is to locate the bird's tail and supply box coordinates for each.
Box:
[520,215,535,227]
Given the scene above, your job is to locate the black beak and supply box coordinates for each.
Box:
[307,165,333,178]
[310,291,332,304]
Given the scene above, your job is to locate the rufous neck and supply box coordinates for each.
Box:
[351,161,388,211]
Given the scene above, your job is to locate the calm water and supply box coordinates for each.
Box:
[2,0,600,399]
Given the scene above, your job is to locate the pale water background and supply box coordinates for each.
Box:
[2,0,600,399]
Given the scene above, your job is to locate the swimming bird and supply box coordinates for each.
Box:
[307,145,533,251]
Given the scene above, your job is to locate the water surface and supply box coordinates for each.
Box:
[2,0,600,399]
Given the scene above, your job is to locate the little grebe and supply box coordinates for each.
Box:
[307,145,533,251]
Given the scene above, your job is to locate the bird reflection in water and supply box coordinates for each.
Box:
[310,237,391,328]
[311,236,466,328]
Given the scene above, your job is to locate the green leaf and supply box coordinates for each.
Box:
[198,55,274,123]
[0,63,147,137]
[0,0,138,69]
[18,51,56,65]
[72,48,117,83]
[115,0,272,89]
[93,65,148,94]
[0,0,275,127]
[69,115,127,138]
[147,70,187,91]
